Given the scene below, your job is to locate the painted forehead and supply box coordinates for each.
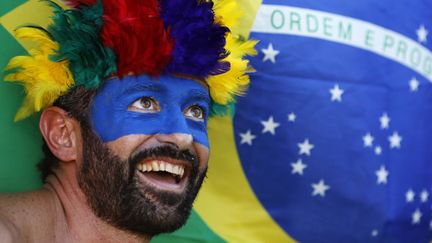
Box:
[91,75,210,147]
[113,75,209,99]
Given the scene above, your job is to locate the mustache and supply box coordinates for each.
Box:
[128,145,199,169]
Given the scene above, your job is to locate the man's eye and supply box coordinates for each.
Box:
[184,105,205,121]
[129,97,160,113]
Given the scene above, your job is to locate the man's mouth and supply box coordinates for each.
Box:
[135,159,190,192]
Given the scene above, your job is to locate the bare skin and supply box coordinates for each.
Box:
[0,107,150,242]
[0,178,149,243]
[0,103,209,242]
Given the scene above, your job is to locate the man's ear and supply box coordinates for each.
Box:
[39,107,80,162]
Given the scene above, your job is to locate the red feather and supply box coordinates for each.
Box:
[63,0,97,8]
[101,0,174,77]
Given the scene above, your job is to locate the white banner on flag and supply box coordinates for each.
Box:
[252,4,432,82]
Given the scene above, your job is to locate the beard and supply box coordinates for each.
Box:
[77,124,207,237]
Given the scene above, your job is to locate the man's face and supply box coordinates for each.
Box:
[77,75,210,236]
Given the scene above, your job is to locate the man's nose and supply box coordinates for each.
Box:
[155,133,193,150]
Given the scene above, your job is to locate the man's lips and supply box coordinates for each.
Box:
[138,160,185,178]
[135,158,191,192]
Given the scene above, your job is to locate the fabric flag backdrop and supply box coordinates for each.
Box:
[194,0,432,242]
[1,0,432,243]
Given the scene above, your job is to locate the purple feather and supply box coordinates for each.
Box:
[160,0,230,78]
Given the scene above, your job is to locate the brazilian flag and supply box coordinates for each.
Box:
[1,1,286,242]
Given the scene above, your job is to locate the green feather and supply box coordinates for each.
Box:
[44,0,116,89]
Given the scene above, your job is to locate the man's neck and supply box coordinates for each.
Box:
[44,165,151,242]
[0,167,151,242]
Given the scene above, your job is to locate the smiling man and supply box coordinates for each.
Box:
[0,0,256,241]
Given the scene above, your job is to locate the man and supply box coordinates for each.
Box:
[0,0,256,241]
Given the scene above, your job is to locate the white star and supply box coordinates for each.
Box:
[406,189,415,203]
[291,159,307,175]
[288,112,297,122]
[379,113,391,129]
[298,139,314,156]
[388,131,402,149]
[429,220,432,230]
[329,84,344,102]
[261,116,280,135]
[374,146,382,155]
[409,77,420,92]
[239,130,256,146]
[376,165,389,185]
[371,229,378,237]
[363,133,374,147]
[412,208,422,224]
[311,179,330,197]
[420,190,429,203]
[261,43,280,63]
[416,25,428,43]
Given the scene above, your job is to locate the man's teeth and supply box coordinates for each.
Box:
[137,161,185,178]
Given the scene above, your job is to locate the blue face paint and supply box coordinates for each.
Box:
[91,75,210,148]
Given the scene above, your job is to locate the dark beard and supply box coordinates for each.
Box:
[77,125,207,237]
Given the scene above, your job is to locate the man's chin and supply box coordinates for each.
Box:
[113,169,207,236]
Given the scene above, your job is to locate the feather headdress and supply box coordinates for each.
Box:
[5,0,257,120]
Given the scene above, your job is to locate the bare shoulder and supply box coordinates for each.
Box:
[0,190,55,242]
[0,212,24,243]
[0,194,27,242]
[0,192,46,242]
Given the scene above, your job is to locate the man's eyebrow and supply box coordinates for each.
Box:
[188,89,211,104]
[121,83,162,96]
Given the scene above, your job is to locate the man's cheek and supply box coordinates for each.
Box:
[194,142,210,169]
[187,121,209,149]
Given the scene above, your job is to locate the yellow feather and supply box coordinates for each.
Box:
[14,27,57,51]
[4,27,74,121]
[207,1,258,106]
[213,0,242,30]
[14,97,34,122]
